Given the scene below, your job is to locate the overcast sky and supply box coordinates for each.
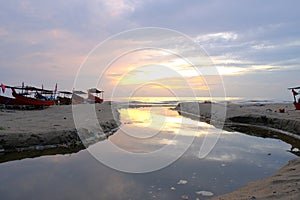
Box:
[0,0,299,100]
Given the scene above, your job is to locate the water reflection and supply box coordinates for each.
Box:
[110,107,209,153]
[0,106,297,200]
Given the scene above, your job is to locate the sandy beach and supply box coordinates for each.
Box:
[0,102,120,154]
[175,102,300,135]
[211,157,300,200]
[175,102,300,199]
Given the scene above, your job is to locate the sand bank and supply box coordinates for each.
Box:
[0,102,120,153]
[211,157,300,200]
[175,102,300,137]
[175,102,300,199]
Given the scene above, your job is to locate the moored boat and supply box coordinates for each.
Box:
[288,86,300,110]
[87,88,104,104]
[1,83,105,107]
[0,95,20,105]
[72,90,86,104]
[11,88,55,106]
[57,91,72,105]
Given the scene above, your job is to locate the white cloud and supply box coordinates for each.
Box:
[252,43,275,50]
[195,32,238,43]
[102,0,138,17]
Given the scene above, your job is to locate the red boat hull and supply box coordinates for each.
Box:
[0,95,21,105]
[12,88,55,106]
[57,96,72,105]
[294,102,300,110]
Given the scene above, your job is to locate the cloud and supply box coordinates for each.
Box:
[102,0,138,17]
[0,0,299,99]
[195,32,238,43]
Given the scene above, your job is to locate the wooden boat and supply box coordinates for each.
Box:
[87,88,104,104]
[294,102,300,110]
[0,95,20,105]
[57,91,72,105]
[288,86,300,110]
[72,90,86,104]
[11,88,55,106]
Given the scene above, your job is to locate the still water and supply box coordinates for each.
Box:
[0,106,297,200]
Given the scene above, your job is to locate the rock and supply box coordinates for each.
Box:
[177,180,188,185]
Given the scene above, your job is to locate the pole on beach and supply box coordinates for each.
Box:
[53,83,57,99]
[22,82,24,94]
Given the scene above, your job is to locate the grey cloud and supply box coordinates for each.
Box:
[0,0,300,99]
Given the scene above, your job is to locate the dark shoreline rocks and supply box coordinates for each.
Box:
[229,114,300,136]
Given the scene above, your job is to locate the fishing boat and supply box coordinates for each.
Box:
[57,91,72,105]
[72,90,86,104]
[0,83,56,107]
[11,87,55,106]
[0,85,55,107]
[288,86,300,110]
[0,95,21,105]
[87,88,104,104]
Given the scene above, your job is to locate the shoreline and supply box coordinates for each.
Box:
[175,102,300,136]
[175,102,300,199]
[211,157,300,200]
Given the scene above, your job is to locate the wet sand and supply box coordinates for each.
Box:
[211,157,300,200]
[175,102,300,199]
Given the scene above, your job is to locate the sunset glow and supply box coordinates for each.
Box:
[0,1,299,100]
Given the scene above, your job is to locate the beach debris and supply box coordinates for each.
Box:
[221,163,226,167]
[279,108,285,113]
[177,179,188,185]
[195,190,214,196]
[181,194,189,199]
[170,187,176,190]
[191,172,197,179]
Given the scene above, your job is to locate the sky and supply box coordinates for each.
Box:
[0,0,300,101]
